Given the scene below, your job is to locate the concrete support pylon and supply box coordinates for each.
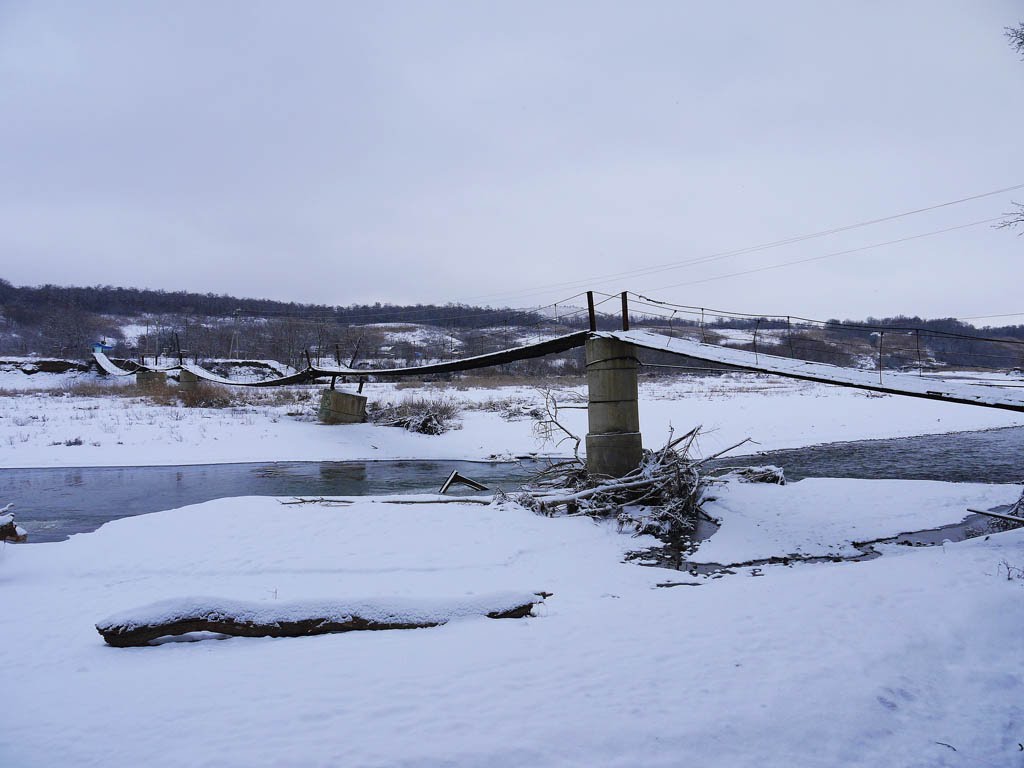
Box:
[135,370,167,389]
[178,368,200,392]
[318,389,368,424]
[585,336,643,477]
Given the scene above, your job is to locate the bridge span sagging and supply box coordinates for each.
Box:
[94,328,1024,414]
[601,329,1024,414]
[94,331,590,387]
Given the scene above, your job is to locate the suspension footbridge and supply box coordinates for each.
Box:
[92,290,1024,475]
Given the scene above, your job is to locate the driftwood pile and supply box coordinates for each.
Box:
[0,503,27,543]
[969,487,1024,532]
[508,426,752,538]
[368,396,462,435]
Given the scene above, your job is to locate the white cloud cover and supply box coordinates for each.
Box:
[1,1,1021,319]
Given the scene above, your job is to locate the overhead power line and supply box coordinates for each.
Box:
[458,181,1024,305]
[634,216,1002,293]
[955,311,1024,322]
[629,291,1024,346]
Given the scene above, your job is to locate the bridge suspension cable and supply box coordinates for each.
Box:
[626,293,1024,347]
[456,182,1024,306]
[628,216,1002,295]
[955,311,1024,323]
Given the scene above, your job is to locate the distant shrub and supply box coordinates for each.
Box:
[54,380,137,397]
[244,388,314,408]
[469,395,543,421]
[178,382,235,409]
[368,396,462,435]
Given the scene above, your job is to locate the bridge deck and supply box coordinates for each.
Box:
[93,352,182,376]
[94,332,590,386]
[94,329,1024,413]
[92,352,137,376]
[602,330,1024,413]
[309,331,588,379]
[180,363,319,387]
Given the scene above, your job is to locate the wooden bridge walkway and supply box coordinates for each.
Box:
[93,326,1024,413]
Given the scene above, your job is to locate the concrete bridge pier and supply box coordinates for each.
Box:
[135,370,167,389]
[318,389,368,424]
[585,336,643,478]
[178,369,200,392]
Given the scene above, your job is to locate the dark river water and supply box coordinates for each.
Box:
[2,426,1022,543]
[1,460,546,542]
[719,425,1024,484]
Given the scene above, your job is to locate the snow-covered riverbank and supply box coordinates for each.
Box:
[3,484,1022,767]
[1,374,1022,468]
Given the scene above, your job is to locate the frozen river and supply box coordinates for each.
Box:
[3,426,1022,542]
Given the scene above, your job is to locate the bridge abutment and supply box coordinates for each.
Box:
[178,369,200,392]
[318,389,368,424]
[135,370,167,389]
[585,337,643,477]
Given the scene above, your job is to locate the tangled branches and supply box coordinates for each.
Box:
[368,396,462,435]
[1,502,28,543]
[508,426,752,540]
[531,387,587,462]
[986,486,1024,533]
[997,201,1023,234]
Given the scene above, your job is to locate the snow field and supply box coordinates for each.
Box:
[698,478,1020,562]
[2,487,1023,767]
[0,367,128,392]
[1,374,1022,468]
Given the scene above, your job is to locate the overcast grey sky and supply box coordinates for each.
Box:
[1,1,1021,320]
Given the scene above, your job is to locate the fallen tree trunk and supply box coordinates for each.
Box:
[966,507,1024,525]
[97,593,547,647]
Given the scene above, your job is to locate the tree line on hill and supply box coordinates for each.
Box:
[0,279,546,330]
[1,279,1021,373]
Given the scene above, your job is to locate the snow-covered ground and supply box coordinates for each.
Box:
[706,327,788,346]
[0,357,97,392]
[118,321,150,345]
[369,322,464,351]
[698,478,1016,563]
[1,373,1022,468]
[0,367,115,392]
[4,363,1023,766]
[3,485,1022,767]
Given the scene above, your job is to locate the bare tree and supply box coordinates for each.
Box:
[1007,22,1024,59]
[531,387,587,463]
[998,201,1023,233]
[266,318,309,371]
[997,25,1024,232]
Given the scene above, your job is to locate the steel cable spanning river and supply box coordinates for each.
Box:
[2,426,1022,542]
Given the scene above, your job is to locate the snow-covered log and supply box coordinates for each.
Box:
[96,593,547,647]
[0,503,27,543]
